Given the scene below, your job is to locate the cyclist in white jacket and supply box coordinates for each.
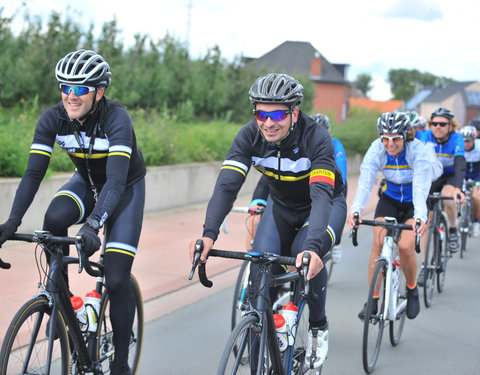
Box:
[348,112,436,320]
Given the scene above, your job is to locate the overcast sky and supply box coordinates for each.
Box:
[3,0,480,100]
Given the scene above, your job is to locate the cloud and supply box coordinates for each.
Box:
[381,0,443,21]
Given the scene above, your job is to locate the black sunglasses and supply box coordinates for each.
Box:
[430,121,449,127]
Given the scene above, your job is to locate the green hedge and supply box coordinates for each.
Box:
[0,105,381,177]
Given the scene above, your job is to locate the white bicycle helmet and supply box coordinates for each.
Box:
[377,112,411,136]
[55,49,111,87]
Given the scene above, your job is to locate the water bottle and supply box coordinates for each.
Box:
[85,290,101,332]
[273,314,288,352]
[392,257,400,293]
[281,302,298,345]
[70,296,88,332]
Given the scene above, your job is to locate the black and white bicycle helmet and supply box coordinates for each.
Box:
[376,112,411,136]
[408,111,420,127]
[249,73,303,108]
[430,107,454,120]
[311,113,330,130]
[460,125,477,141]
[469,118,480,131]
[55,49,111,87]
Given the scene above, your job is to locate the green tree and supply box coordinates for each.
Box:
[354,73,373,97]
[388,68,454,101]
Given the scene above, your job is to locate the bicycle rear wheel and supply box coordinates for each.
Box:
[0,295,70,375]
[231,261,250,330]
[437,218,448,293]
[95,274,144,374]
[362,259,386,374]
[389,266,407,346]
[217,314,268,375]
[423,226,437,308]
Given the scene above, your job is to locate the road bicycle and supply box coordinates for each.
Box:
[351,214,420,374]
[189,240,324,375]
[0,230,143,375]
[422,193,460,308]
[227,206,333,333]
[459,179,476,258]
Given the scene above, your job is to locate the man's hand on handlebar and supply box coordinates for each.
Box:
[348,212,362,229]
[296,250,323,281]
[189,237,213,264]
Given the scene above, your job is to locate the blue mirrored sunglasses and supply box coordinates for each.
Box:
[59,84,96,96]
[253,109,291,122]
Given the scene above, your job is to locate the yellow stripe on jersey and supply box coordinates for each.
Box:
[105,248,135,257]
[108,152,131,158]
[221,165,247,177]
[30,150,52,157]
[69,152,109,159]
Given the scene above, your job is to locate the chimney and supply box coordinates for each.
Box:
[310,52,322,78]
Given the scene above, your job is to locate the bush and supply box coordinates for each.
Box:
[331,107,381,156]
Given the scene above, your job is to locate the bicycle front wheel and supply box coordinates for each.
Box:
[423,226,437,308]
[95,274,144,374]
[287,301,322,374]
[389,266,407,346]
[0,295,70,375]
[437,218,448,293]
[217,314,268,375]
[231,260,250,330]
[362,259,386,374]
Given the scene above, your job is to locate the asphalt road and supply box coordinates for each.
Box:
[138,226,480,375]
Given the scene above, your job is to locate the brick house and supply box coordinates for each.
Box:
[245,41,351,123]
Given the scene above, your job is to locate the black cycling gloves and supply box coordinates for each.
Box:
[77,222,101,257]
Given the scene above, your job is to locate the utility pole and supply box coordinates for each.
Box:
[186,0,192,54]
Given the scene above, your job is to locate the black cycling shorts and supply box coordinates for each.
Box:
[374,193,414,224]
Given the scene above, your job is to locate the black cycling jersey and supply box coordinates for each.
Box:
[203,111,344,255]
[8,97,146,227]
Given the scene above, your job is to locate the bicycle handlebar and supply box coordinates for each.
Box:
[351,213,421,253]
[6,231,101,277]
[230,206,265,215]
[189,240,318,300]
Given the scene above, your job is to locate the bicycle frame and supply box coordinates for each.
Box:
[376,224,405,322]
[24,233,104,374]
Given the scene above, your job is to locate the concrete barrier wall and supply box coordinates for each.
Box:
[0,155,363,232]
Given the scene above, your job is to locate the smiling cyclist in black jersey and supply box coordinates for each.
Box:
[0,49,146,375]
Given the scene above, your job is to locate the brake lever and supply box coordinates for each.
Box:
[351,212,360,247]
[188,239,203,280]
[75,235,84,273]
[301,252,311,297]
[415,219,421,254]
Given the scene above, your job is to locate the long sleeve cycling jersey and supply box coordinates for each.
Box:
[202,111,344,255]
[7,98,146,227]
[465,139,480,181]
[350,138,432,222]
[420,130,466,188]
[332,137,347,185]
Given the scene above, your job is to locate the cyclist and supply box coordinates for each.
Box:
[419,108,465,252]
[459,125,480,236]
[189,73,346,369]
[348,112,435,320]
[245,113,347,264]
[0,49,146,375]
[469,118,480,138]
[408,111,427,140]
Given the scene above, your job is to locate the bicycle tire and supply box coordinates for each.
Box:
[217,314,267,375]
[0,295,70,375]
[95,274,144,374]
[287,300,322,375]
[231,261,250,331]
[423,225,437,308]
[389,265,407,346]
[460,200,470,258]
[362,259,386,374]
[437,218,448,293]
